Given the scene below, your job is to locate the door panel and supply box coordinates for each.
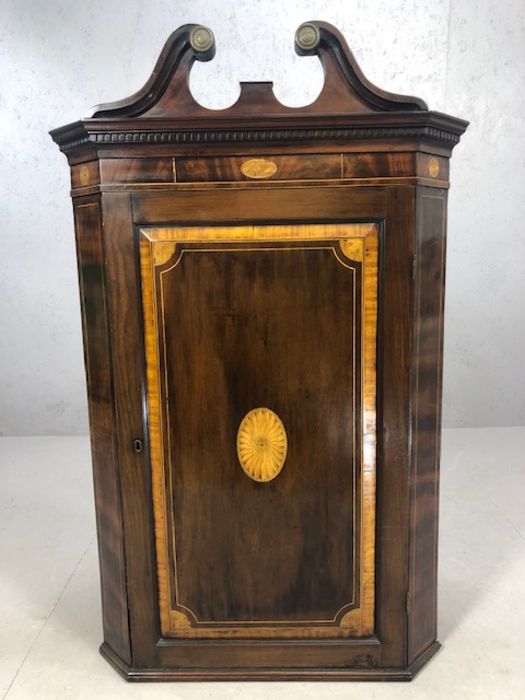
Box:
[139,224,377,639]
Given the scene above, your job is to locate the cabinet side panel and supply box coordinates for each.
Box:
[74,199,131,663]
[408,188,447,662]
[101,193,160,668]
[375,187,415,667]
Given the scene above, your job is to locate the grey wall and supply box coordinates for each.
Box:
[1,0,524,434]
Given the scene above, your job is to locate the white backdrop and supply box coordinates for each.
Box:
[1,0,524,434]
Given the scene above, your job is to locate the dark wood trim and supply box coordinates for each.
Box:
[50,110,467,157]
[70,177,450,199]
[89,24,215,119]
[99,640,441,681]
[73,196,132,664]
[86,21,426,121]
[408,187,448,661]
[130,185,387,224]
[293,21,427,112]
[375,187,416,667]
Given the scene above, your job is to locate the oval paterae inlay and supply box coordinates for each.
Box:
[236,408,288,482]
[428,157,440,177]
[79,165,90,186]
[240,158,278,179]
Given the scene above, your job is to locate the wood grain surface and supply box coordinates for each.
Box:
[139,223,377,639]
[52,19,466,680]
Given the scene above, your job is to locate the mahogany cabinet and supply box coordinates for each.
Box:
[50,22,467,680]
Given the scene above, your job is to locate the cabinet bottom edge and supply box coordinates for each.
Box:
[99,640,441,682]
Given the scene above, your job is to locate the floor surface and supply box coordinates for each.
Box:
[1,428,524,698]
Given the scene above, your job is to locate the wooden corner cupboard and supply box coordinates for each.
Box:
[50,21,467,681]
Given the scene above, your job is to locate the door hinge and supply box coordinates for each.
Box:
[406,591,411,614]
[412,255,417,280]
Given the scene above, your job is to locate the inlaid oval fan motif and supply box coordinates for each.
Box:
[236,407,288,482]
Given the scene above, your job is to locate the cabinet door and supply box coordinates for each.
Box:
[139,223,377,639]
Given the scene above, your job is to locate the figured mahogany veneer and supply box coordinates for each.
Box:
[50,21,467,681]
[139,223,377,640]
